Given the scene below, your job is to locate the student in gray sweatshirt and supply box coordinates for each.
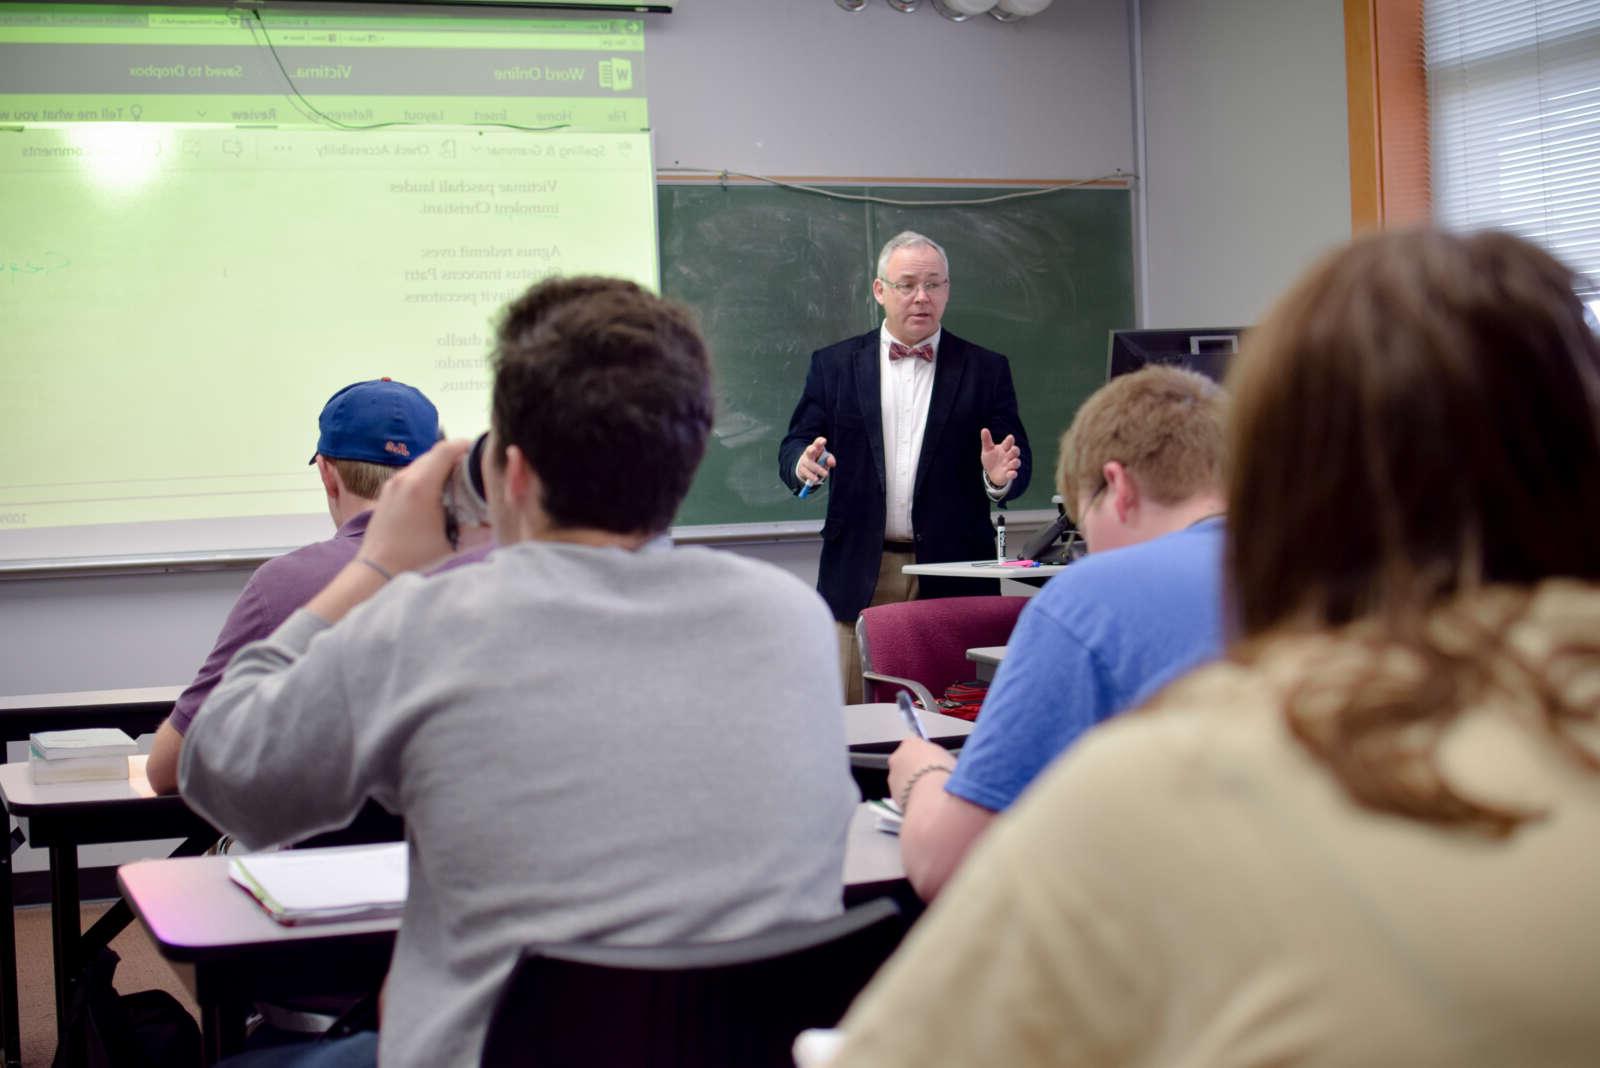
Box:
[182,276,859,1068]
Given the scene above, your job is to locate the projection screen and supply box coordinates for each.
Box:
[0,4,656,567]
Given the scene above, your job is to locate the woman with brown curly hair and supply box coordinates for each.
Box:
[822,230,1600,1067]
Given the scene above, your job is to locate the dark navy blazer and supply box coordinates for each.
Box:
[778,329,1032,622]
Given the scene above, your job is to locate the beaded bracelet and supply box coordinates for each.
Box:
[897,763,954,815]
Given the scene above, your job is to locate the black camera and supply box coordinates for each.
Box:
[442,432,490,548]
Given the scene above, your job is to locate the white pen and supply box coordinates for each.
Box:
[897,690,928,740]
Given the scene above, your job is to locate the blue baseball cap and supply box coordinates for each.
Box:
[310,378,440,466]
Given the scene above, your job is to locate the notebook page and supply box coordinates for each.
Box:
[229,842,407,917]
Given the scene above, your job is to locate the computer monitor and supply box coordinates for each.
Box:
[1106,327,1247,382]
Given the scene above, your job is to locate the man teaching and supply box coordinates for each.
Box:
[779,231,1031,703]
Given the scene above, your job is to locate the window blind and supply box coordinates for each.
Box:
[1426,0,1600,295]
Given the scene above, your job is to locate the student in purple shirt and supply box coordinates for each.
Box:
[146,378,439,795]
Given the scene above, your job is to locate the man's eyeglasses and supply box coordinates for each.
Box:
[879,278,948,297]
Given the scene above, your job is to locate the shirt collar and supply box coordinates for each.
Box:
[337,510,374,538]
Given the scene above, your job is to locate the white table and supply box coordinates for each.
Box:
[0,685,182,745]
[902,559,1069,579]
[842,703,974,749]
[965,645,1007,682]
[0,685,182,715]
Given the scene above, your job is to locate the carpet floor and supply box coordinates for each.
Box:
[11,899,199,1068]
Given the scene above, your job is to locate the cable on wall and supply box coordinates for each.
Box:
[656,166,1136,207]
[246,10,574,134]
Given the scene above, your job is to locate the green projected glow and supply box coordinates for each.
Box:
[0,125,658,541]
[0,6,656,559]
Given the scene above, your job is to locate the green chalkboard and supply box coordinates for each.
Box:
[658,182,1134,529]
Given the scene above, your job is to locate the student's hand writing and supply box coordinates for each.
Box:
[980,428,1021,487]
[796,436,837,486]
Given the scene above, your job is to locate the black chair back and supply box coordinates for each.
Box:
[294,800,404,850]
[479,898,904,1068]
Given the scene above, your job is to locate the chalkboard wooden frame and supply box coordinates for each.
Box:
[659,179,1136,534]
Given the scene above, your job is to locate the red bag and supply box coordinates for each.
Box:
[937,680,988,722]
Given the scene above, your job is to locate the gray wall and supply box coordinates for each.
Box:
[1139,0,1351,327]
[650,0,1133,180]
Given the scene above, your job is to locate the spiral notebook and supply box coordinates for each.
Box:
[228,842,407,926]
[867,798,904,835]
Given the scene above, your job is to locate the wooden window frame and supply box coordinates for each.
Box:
[1345,0,1429,232]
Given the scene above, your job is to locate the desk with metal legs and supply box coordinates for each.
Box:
[0,697,922,1066]
[120,802,909,1065]
[0,686,185,1068]
[0,757,214,1062]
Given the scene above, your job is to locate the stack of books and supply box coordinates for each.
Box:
[28,728,137,784]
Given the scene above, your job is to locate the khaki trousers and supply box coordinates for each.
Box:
[836,548,919,705]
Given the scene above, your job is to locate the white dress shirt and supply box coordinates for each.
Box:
[879,324,940,542]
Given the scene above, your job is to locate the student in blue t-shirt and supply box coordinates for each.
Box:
[889,365,1229,900]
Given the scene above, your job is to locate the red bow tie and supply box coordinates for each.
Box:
[889,342,934,362]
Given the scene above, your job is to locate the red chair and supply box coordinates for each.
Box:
[855,595,1028,709]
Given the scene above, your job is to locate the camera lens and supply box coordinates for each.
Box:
[466,432,488,503]
[443,432,492,548]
